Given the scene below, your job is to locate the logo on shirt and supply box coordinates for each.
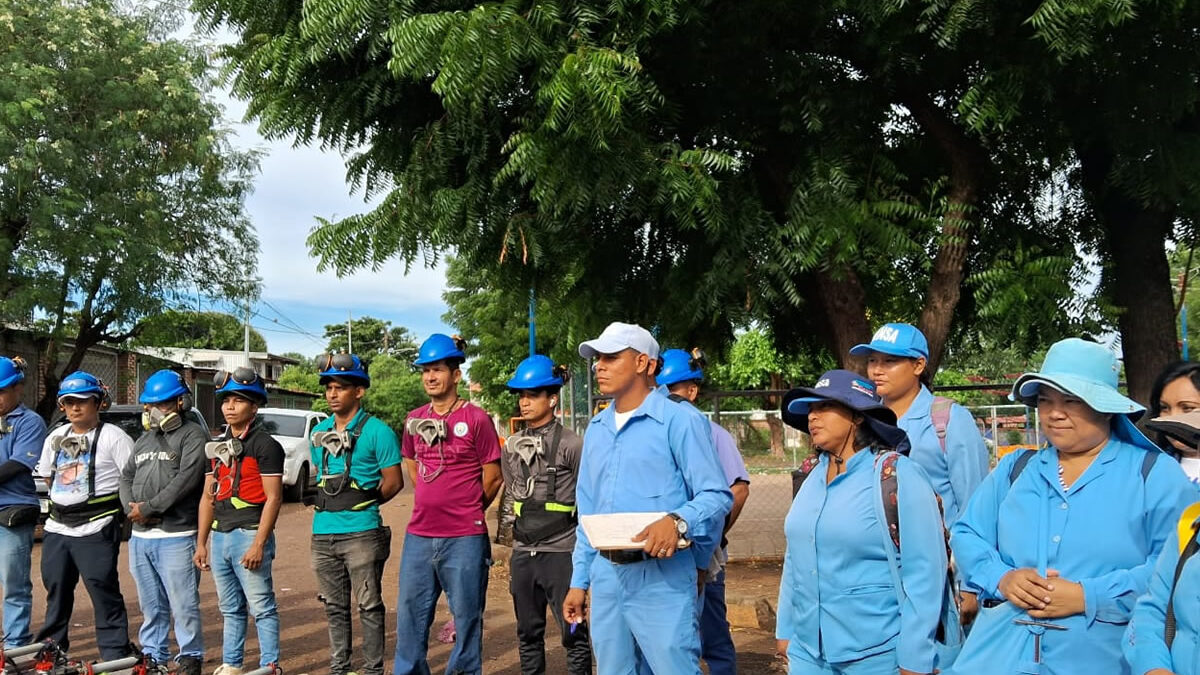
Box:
[873,326,900,344]
[453,421,469,438]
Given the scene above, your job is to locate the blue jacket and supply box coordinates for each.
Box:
[948,438,1194,675]
[0,405,45,508]
[570,388,732,589]
[896,386,989,526]
[776,450,947,673]
[1124,506,1200,675]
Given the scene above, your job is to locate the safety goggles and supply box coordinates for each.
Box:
[320,353,358,372]
[214,367,259,388]
[689,347,708,370]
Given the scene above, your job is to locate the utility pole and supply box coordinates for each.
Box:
[243,298,251,360]
[347,310,353,353]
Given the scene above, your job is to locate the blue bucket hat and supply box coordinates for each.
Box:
[849,323,930,360]
[781,369,910,451]
[1012,338,1155,452]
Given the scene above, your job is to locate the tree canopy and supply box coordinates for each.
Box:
[1,0,259,416]
[135,310,267,352]
[322,316,419,365]
[197,0,1200,402]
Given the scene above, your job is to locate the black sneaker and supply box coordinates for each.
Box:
[176,656,203,675]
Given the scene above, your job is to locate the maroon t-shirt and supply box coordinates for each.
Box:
[401,402,501,537]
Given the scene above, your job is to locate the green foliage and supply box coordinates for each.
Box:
[135,310,267,351]
[323,316,419,365]
[0,0,259,415]
[364,354,444,431]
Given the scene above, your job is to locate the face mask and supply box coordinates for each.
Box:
[1181,457,1200,483]
[204,439,243,467]
[406,418,447,446]
[142,407,182,432]
[506,435,542,466]
[56,433,90,459]
[312,430,352,457]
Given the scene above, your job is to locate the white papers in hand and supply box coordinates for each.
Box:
[579,512,667,550]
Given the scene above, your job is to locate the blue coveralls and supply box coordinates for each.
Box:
[571,388,732,675]
[948,436,1194,675]
[896,386,989,527]
[1124,507,1200,674]
[776,450,947,674]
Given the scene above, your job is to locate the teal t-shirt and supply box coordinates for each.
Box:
[310,409,402,535]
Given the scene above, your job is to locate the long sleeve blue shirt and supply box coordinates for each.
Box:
[1124,509,1200,675]
[570,388,733,589]
[0,404,45,508]
[776,450,947,673]
[948,438,1194,675]
[896,387,989,526]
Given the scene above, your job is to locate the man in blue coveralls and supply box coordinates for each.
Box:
[656,348,750,675]
[563,322,732,675]
[0,356,45,648]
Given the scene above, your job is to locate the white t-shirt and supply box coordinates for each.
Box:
[38,423,134,537]
[613,409,634,431]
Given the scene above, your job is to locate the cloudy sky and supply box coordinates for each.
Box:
[205,32,453,358]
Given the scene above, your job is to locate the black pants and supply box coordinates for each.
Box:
[509,549,591,675]
[36,521,133,660]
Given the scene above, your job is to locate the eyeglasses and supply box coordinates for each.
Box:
[214,367,258,389]
[320,353,358,372]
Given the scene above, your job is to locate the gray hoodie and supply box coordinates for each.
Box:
[119,419,208,533]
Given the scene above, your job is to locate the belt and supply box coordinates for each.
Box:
[983,599,1006,608]
[599,549,652,565]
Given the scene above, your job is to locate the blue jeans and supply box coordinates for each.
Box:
[211,529,279,667]
[128,535,203,662]
[699,569,737,675]
[392,533,490,675]
[0,523,33,647]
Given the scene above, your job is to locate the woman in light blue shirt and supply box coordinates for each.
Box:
[948,338,1194,675]
[850,322,990,526]
[776,370,947,675]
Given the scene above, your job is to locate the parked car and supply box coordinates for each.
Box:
[256,407,326,502]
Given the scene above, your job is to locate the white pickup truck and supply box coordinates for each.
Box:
[257,408,327,502]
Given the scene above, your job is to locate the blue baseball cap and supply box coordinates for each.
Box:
[849,323,929,360]
[781,369,909,451]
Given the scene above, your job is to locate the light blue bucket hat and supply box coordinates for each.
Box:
[1011,338,1155,451]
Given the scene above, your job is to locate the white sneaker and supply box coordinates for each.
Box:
[212,665,243,675]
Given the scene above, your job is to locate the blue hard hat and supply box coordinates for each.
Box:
[414,334,466,366]
[215,367,269,404]
[0,357,26,390]
[139,370,190,404]
[656,349,704,387]
[318,353,370,387]
[507,355,563,391]
[58,371,105,399]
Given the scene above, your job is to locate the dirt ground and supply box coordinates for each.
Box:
[26,488,784,674]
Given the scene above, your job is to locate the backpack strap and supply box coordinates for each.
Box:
[791,453,822,497]
[1008,449,1037,484]
[1166,502,1200,648]
[931,396,955,453]
[543,423,563,503]
[879,451,902,551]
[1141,451,1159,482]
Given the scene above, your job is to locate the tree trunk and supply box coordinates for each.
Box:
[767,372,785,458]
[903,94,985,375]
[813,266,872,372]
[35,331,96,420]
[1078,148,1179,405]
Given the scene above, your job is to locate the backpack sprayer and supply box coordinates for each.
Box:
[0,641,283,675]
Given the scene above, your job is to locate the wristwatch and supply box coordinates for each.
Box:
[667,512,688,541]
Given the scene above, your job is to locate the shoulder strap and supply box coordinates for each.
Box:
[878,451,902,551]
[86,421,104,497]
[872,451,907,610]
[930,396,955,453]
[1141,451,1159,483]
[1009,449,1037,484]
[1166,503,1200,647]
[543,423,563,503]
[791,454,822,497]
